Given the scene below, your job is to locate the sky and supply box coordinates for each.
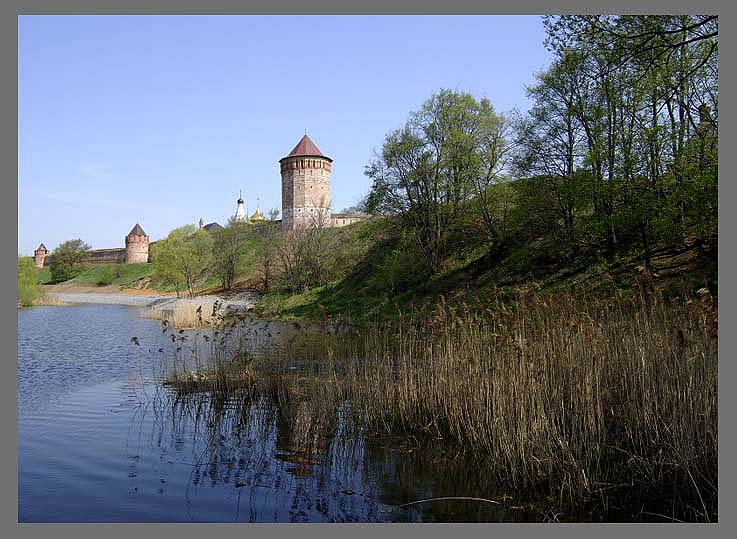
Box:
[18,15,553,255]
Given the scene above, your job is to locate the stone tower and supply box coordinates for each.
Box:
[125,223,149,263]
[279,134,332,231]
[33,243,49,269]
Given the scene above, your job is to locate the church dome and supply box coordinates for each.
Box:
[250,208,266,222]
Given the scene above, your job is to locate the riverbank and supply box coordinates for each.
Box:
[39,283,259,326]
[45,291,163,307]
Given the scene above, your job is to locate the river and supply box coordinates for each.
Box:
[18,303,530,522]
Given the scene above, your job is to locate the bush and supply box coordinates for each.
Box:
[95,265,117,286]
[18,257,41,306]
[50,239,91,282]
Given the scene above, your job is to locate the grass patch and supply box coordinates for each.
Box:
[68,263,154,288]
[36,266,53,284]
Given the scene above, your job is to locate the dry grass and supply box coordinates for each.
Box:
[144,298,226,329]
[160,286,718,521]
[337,287,718,520]
[31,293,68,306]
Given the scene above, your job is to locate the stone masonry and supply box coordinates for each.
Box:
[125,223,150,263]
[280,135,333,231]
[33,243,49,269]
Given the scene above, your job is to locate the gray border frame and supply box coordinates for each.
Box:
[4,1,732,538]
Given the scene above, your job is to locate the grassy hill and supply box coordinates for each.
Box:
[32,209,716,319]
[253,215,717,322]
[67,263,154,288]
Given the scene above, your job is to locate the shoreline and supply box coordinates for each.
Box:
[45,291,164,307]
[40,285,260,312]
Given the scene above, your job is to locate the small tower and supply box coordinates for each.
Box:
[33,243,49,269]
[280,134,332,231]
[125,223,149,263]
[234,190,247,222]
[199,217,205,230]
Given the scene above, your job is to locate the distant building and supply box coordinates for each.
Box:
[198,217,224,233]
[203,222,224,233]
[125,223,149,263]
[250,198,266,223]
[279,134,368,231]
[35,223,150,267]
[33,243,49,269]
[33,135,368,265]
[234,190,247,222]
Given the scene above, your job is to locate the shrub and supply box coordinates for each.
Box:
[18,257,41,306]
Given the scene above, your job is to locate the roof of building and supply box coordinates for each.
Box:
[128,223,147,237]
[203,222,224,232]
[282,134,332,162]
[36,243,47,252]
[250,208,266,221]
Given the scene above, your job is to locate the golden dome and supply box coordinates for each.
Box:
[250,208,266,221]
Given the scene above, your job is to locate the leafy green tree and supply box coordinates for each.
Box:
[49,239,91,282]
[151,225,213,298]
[212,219,250,290]
[251,222,281,293]
[366,89,510,272]
[514,15,718,269]
[18,257,42,306]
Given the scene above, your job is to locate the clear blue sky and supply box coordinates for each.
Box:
[18,15,553,255]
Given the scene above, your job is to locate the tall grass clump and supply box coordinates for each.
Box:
[145,297,227,329]
[340,287,717,520]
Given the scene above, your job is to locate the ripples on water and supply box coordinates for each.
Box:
[18,304,528,523]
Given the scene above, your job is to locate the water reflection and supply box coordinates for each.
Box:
[19,304,534,522]
[138,378,537,522]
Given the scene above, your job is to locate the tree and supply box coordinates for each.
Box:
[365,89,509,273]
[268,208,280,221]
[276,204,333,293]
[151,225,213,298]
[252,222,281,293]
[18,257,41,306]
[513,50,591,248]
[212,219,250,290]
[515,15,718,269]
[50,239,91,282]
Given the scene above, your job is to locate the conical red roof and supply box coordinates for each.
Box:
[127,223,147,237]
[282,134,332,162]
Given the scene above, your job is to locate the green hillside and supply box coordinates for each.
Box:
[67,263,155,288]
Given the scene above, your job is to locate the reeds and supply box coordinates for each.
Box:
[30,293,67,306]
[145,298,225,329]
[158,287,718,521]
[339,288,718,520]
